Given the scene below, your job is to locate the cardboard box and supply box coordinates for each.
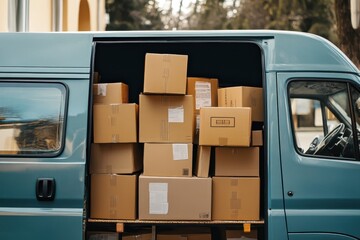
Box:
[212,177,260,221]
[93,82,128,104]
[144,53,188,94]
[158,233,211,240]
[144,143,193,177]
[87,232,118,240]
[251,130,263,146]
[90,143,142,174]
[187,77,218,111]
[199,107,251,147]
[226,230,258,240]
[215,147,259,177]
[195,146,211,178]
[218,86,263,122]
[90,174,137,220]
[139,95,194,143]
[93,103,138,143]
[139,175,212,220]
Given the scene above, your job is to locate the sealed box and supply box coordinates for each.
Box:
[144,53,188,94]
[144,143,193,177]
[90,143,142,174]
[187,77,218,111]
[215,147,259,177]
[218,86,263,122]
[93,82,128,104]
[90,174,137,220]
[139,175,212,220]
[226,230,258,240]
[199,107,251,146]
[195,146,211,178]
[93,103,138,143]
[139,94,194,143]
[212,177,260,221]
[252,130,263,146]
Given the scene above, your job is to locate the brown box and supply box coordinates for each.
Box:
[90,143,142,174]
[215,147,259,177]
[212,177,260,221]
[218,86,263,122]
[90,174,137,220]
[139,175,212,220]
[139,94,194,143]
[87,232,118,240]
[226,230,258,240]
[158,233,211,240]
[144,53,188,94]
[187,77,218,111]
[144,143,193,177]
[93,82,128,104]
[252,130,263,146]
[122,233,152,240]
[93,103,138,143]
[199,107,251,147]
[195,146,211,178]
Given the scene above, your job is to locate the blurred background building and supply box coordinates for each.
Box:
[0,0,107,32]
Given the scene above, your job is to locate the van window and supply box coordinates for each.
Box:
[289,81,359,160]
[0,82,66,155]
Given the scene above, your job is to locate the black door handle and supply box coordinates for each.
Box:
[36,178,56,201]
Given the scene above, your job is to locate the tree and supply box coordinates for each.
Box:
[334,0,360,68]
[194,0,229,30]
[106,0,163,30]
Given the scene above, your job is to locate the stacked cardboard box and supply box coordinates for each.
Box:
[192,85,263,221]
[91,82,139,220]
[139,53,212,221]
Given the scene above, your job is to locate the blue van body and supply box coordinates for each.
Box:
[0,30,359,240]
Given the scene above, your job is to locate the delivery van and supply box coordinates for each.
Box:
[0,30,360,240]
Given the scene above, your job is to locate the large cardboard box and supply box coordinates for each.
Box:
[93,103,138,143]
[218,86,263,122]
[212,177,260,221]
[199,107,251,147]
[90,143,142,174]
[93,82,128,104]
[195,146,211,178]
[144,143,193,177]
[90,174,137,220]
[215,147,259,177]
[139,175,212,220]
[144,53,188,94]
[226,230,258,240]
[187,77,218,111]
[139,95,194,143]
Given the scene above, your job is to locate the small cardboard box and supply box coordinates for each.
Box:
[187,77,218,111]
[90,174,137,220]
[93,103,138,143]
[139,94,194,143]
[90,143,142,174]
[139,175,212,220]
[93,82,128,104]
[144,53,188,94]
[215,147,259,177]
[226,230,258,240]
[251,130,263,146]
[199,107,251,146]
[218,86,263,122]
[195,146,211,178]
[212,177,260,221]
[143,143,193,177]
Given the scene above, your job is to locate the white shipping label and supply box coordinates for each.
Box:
[149,183,168,215]
[168,106,184,123]
[195,81,211,110]
[97,84,107,96]
[172,144,188,160]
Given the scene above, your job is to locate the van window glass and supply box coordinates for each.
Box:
[289,81,357,159]
[0,82,66,155]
